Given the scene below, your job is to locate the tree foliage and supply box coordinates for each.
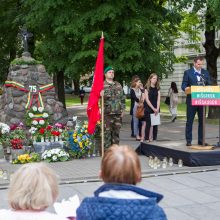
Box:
[22,0,182,83]
[0,0,23,82]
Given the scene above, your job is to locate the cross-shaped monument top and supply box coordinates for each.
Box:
[21,28,33,52]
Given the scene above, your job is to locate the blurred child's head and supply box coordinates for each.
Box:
[100,145,141,185]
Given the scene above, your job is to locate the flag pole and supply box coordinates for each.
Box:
[101,31,104,157]
[101,93,104,157]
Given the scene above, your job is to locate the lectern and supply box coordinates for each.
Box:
[186,86,220,149]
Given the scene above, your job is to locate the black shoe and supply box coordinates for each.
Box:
[186,142,192,146]
[198,142,208,146]
[131,135,135,138]
[171,116,177,122]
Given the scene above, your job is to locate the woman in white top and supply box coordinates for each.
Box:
[168,82,179,122]
[0,163,72,220]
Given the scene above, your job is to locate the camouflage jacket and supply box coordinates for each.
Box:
[104,80,126,115]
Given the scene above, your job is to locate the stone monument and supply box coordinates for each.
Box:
[0,52,69,125]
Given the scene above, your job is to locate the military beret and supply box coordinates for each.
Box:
[104,66,114,74]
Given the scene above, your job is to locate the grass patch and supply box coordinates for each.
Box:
[65,94,89,107]
[126,99,186,115]
[65,96,219,125]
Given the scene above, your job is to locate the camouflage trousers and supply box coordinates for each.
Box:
[104,114,122,149]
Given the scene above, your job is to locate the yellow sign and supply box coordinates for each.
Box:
[191,86,220,93]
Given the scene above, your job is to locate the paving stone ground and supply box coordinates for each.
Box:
[0,104,220,220]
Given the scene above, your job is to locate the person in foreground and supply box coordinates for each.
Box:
[76,145,167,220]
[0,163,70,220]
[181,56,211,146]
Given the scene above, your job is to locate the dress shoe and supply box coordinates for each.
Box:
[186,142,192,146]
[198,142,209,146]
[171,116,177,122]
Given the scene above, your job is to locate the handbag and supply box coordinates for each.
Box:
[164,96,170,105]
[136,93,144,119]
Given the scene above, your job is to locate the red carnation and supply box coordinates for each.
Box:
[47,125,53,130]
[39,128,45,134]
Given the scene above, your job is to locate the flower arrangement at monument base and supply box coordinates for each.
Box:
[26,106,50,142]
[12,152,41,164]
[41,148,69,162]
[67,121,94,159]
[25,106,50,128]
[0,122,10,145]
[29,123,66,142]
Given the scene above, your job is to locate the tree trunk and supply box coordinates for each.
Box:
[203,9,220,119]
[54,71,66,109]
[73,79,80,95]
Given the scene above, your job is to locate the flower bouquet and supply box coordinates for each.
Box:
[68,121,94,159]
[0,122,10,145]
[25,106,50,128]
[41,148,69,162]
[50,123,65,140]
[12,152,41,164]
[10,138,23,149]
[9,122,27,144]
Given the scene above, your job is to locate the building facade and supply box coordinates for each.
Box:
[160,31,220,103]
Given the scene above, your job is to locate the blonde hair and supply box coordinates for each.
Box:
[101,145,141,185]
[145,73,160,91]
[8,163,58,211]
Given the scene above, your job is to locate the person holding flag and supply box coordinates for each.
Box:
[102,66,126,149]
[87,33,125,152]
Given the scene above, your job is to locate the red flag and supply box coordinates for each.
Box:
[87,35,104,134]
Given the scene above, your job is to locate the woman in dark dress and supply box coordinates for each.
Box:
[144,73,160,142]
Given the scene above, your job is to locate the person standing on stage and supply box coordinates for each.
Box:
[130,78,145,141]
[144,73,160,142]
[181,56,211,146]
[130,75,140,137]
[103,66,126,149]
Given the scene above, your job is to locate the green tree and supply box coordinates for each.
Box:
[23,0,182,85]
[0,0,22,83]
[177,1,220,118]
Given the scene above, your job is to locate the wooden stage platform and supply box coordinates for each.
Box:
[136,141,220,167]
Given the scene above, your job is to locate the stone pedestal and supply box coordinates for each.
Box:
[11,148,25,160]
[33,141,64,155]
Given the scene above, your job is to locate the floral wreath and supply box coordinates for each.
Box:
[25,106,50,128]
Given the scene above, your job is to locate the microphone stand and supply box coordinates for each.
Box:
[200,75,206,146]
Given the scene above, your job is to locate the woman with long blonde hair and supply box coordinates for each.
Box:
[144,73,160,142]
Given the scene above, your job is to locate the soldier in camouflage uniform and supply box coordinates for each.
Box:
[103,66,125,149]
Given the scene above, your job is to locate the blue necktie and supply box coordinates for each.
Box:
[194,72,201,77]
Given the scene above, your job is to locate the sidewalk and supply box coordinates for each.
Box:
[1,105,219,186]
[0,105,220,219]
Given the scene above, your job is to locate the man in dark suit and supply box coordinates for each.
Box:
[181,56,211,146]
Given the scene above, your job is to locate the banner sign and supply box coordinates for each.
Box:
[191,86,220,106]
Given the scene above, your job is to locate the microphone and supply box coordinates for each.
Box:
[200,74,206,85]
